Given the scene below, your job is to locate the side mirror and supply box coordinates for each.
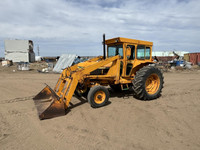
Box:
[126,46,131,59]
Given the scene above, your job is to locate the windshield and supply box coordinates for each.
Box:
[107,45,123,58]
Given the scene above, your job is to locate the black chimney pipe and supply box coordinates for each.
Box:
[103,34,106,59]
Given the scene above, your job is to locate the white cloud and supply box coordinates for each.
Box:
[0,0,200,56]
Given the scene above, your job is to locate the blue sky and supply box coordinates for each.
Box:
[0,0,200,56]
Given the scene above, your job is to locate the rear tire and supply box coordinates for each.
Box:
[132,66,164,100]
[87,86,109,108]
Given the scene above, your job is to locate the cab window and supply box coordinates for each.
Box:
[137,45,151,59]
[108,45,123,58]
[137,45,145,59]
[145,47,150,59]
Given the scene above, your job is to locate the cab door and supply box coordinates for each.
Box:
[124,44,136,77]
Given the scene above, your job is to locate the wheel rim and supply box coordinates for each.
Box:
[94,90,106,104]
[145,73,160,95]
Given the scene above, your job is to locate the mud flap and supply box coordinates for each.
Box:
[33,85,65,120]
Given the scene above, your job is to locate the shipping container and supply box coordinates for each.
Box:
[184,53,189,62]
[197,53,200,66]
[189,53,197,65]
[189,53,200,65]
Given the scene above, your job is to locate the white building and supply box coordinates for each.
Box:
[152,51,189,57]
[5,40,35,62]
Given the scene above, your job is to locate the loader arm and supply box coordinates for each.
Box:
[33,55,120,119]
[54,56,103,92]
[56,55,120,108]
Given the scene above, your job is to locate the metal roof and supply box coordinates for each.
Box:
[105,37,153,46]
[53,54,77,73]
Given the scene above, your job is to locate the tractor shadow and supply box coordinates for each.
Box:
[65,87,158,115]
[65,95,87,114]
[65,94,112,115]
[108,88,159,101]
[108,88,136,99]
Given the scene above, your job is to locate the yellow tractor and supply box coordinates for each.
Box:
[33,35,164,119]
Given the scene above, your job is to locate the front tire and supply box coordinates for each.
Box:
[87,86,109,108]
[132,66,164,100]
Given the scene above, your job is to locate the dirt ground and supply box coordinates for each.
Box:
[0,66,200,150]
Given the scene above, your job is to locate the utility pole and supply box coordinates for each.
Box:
[37,45,40,56]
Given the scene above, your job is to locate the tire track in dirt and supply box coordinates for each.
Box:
[0,96,34,104]
[0,113,11,142]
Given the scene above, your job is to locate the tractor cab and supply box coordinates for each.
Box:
[105,37,154,77]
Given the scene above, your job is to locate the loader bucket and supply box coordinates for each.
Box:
[33,85,65,120]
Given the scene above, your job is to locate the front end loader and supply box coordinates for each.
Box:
[33,35,164,120]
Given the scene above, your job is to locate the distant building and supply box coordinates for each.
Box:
[152,51,189,57]
[5,39,35,62]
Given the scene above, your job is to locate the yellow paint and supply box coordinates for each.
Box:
[94,90,106,104]
[105,37,153,46]
[36,37,155,114]
[145,74,160,95]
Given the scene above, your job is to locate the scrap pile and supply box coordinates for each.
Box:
[153,51,200,71]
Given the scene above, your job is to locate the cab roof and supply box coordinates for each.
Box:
[105,37,153,46]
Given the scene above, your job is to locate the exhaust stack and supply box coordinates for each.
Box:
[103,34,106,59]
